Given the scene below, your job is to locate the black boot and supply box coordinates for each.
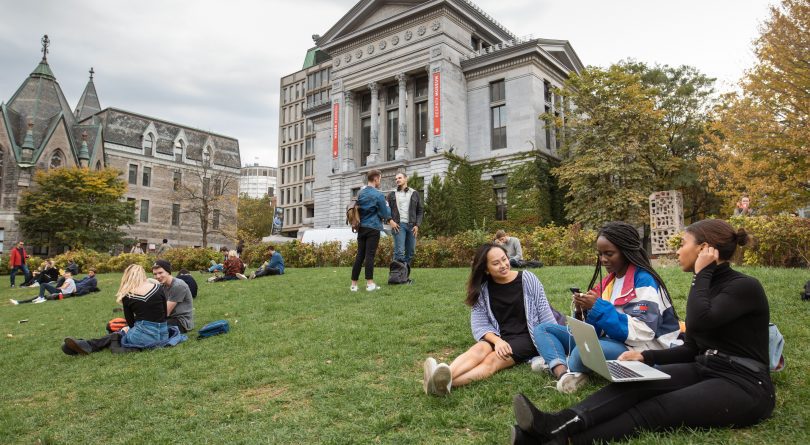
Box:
[513,394,581,443]
[63,337,93,355]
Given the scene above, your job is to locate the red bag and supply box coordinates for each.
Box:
[106,317,127,333]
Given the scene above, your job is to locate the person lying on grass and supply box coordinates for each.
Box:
[510,219,774,445]
[423,242,559,396]
[532,221,682,394]
[62,264,186,355]
[11,270,76,304]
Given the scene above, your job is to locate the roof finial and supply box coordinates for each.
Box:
[89,67,94,80]
[41,35,50,61]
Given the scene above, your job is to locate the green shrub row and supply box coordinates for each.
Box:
[0,247,224,275]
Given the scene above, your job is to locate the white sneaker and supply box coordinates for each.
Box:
[9,299,19,305]
[31,282,40,287]
[429,363,452,396]
[207,276,217,283]
[530,356,548,373]
[32,296,47,304]
[366,283,380,292]
[350,285,358,292]
[556,372,588,394]
[423,357,438,395]
[236,273,248,280]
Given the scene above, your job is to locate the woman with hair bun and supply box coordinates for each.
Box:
[510,219,774,445]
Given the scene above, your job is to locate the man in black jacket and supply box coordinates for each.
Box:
[386,172,424,266]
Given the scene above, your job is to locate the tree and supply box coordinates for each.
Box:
[18,167,135,252]
[174,150,238,248]
[703,0,809,214]
[506,151,566,227]
[421,175,457,237]
[553,62,718,227]
[237,194,274,243]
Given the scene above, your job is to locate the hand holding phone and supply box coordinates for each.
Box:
[569,287,581,296]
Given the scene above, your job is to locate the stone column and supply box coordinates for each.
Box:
[342,91,355,172]
[395,73,410,160]
[366,82,380,165]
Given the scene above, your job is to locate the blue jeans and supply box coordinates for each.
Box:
[533,322,628,373]
[208,264,223,273]
[10,265,30,286]
[393,222,416,264]
[39,282,61,298]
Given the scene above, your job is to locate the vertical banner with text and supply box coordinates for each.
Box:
[432,71,441,136]
[332,103,340,159]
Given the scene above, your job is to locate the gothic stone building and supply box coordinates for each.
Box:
[0,42,241,254]
[277,0,583,236]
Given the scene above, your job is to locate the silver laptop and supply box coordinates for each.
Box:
[567,316,670,382]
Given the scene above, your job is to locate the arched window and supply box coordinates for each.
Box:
[49,150,64,169]
[143,133,155,156]
[175,139,185,162]
[203,145,213,165]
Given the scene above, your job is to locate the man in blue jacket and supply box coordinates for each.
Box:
[350,169,398,292]
[250,245,285,279]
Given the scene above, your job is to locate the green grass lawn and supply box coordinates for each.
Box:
[0,266,808,444]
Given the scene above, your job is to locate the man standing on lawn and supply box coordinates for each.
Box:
[386,172,424,267]
[152,260,194,333]
[9,241,30,288]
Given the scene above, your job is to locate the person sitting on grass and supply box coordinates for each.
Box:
[11,270,76,304]
[151,260,194,333]
[62,264,186,355]
[510,219,774,445]
[21,260,59,288]
[532,221,681,394]
[209,250,246,282]
[249,245,285,279]
[70,268,99,297]
[422,243,559,396]
[205,246,229,273]
[175,269,198,299]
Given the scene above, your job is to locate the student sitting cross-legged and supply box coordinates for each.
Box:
[422,243,559,396]
[531,221,682,394]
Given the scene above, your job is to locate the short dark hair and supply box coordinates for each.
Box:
[88,268,97,273]
[162,239,168,244]
[396,171,408,178]
[178,268,189,275]
[267,245,276,251]
[367,169,381,182]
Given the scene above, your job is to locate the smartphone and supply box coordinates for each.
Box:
[569,287,581,295]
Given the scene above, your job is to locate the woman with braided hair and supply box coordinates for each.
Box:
[532,222,682,393]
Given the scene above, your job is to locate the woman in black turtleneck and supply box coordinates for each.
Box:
[510,219,775,444]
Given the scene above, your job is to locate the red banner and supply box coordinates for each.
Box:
[332,103,340,159]
[432,72,441,136]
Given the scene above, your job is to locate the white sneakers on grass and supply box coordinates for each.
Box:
[32,296,46,304]
[530,356,548,373]
[236,273,248,280]
[9,299,19,305]
[423,357,452,396]
[556,372,588,394]
[349,283,380,292]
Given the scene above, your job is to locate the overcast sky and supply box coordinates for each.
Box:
[0,0,773,167]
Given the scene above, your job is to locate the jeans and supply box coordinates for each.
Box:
[533,322,628,373]
[10,265,30,286]
[254,267,281,278]
[351,227,380,281]
[393,222,416,265]
[208,264,224,273]
[39,282,62,298]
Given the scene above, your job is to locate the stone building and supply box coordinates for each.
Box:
[0,37,240,253]
[277,0,583,236]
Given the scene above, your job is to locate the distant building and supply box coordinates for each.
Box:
[240,163,277,199]
[277,0,583,237]
[0,36,241,253]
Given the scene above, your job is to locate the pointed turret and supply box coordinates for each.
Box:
[75,67,101,121]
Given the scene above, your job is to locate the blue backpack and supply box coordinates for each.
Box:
[198,320,230,339]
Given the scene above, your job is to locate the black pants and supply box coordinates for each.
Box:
[167,318,189,334]
[254,267,281,278]
[351,227,380,281]
[568,359,775,444]
[86,332,138,354]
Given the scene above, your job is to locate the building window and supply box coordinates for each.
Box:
[171,204,180,226]
[140,199,149,223]
[492,174,507,221]
[304,182,312,200]
[360,118,371,167]
[360,93,371,114]
[305,160,313,177]
[142,166,151,187]
[143,133,154,156]
[175,140,185,162]
[212,209,220,230]
[545,105,552,150]
[305,137,314,155]
[387,109,398,161]
[173,171,181,191]
[414,76,429,98]
[491,106,507,149]
[128,164,138,185]
[351,187,360,198]
[214,178,222,196]
[49,150,64,169]
[490,80,507,150]
[203,177,210,196]
[386,85,398,106]
[415,101,428,158]
[268,187,274,197]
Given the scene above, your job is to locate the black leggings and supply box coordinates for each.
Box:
[351,227,380,281]
[569,360,775,444]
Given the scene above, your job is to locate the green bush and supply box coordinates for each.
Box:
[161,247,222,272]
[730,215,810,268]
[105,253,153,273]
[524,224,597,266]
[50,249,112,273]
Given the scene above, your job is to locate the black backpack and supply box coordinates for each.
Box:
[803,280,810,301]
[388,260,411,285]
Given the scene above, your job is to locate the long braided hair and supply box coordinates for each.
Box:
[586,222,678,318]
